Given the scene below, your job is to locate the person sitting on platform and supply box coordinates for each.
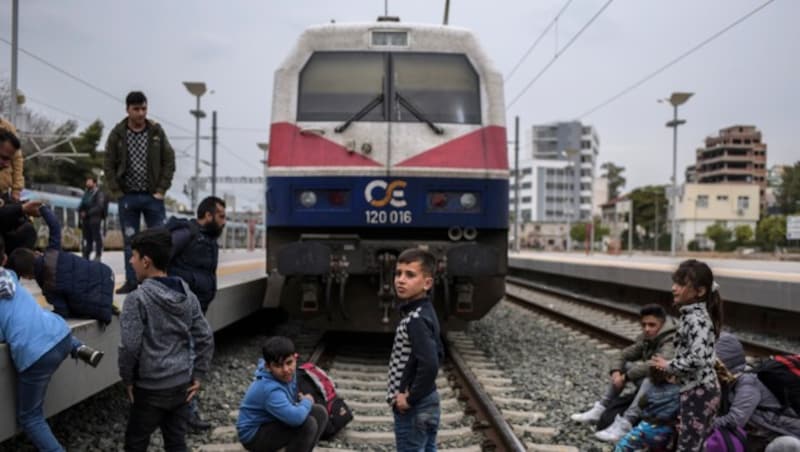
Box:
[0,235,103,452]
[571,304,677,443]
[236,336,328,452]
[6,204,115,324]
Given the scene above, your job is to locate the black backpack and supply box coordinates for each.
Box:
[755,355,800,415]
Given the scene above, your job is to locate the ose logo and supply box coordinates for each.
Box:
[364,179,407,208]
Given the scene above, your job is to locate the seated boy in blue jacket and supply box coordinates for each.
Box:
[6,205,115,324]
[614,368,680,452]
[237,336,329,452]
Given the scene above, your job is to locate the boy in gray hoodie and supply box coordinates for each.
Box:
[118,228,214,452]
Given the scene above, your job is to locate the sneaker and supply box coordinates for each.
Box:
[595,414,633,443]
[116,281,137,295]
[76,345,104,367]
[187,411,212,431]
[570,401,606,423]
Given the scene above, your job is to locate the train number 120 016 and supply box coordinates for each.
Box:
[365,210,413,225]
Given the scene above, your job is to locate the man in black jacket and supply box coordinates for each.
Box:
[79,175,107,261]
[386,248,443,452]
[165,195,226,430]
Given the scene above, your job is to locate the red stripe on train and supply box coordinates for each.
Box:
[268,122,382,167]
[268,122,507,169]
[395,125,507,169]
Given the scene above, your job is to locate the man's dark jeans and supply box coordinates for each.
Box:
[124,384,191,452]
[242,404,328,452]
[118,193,165,284]
[82,221,103,260]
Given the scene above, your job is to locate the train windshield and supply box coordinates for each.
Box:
[298,52,385,122]
[297,52,481,124]
[392,53,481,124]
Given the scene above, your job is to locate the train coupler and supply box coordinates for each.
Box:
[301,280,320,312]
[455,281,474,313]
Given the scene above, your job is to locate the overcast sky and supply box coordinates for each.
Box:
[1,0,797,210]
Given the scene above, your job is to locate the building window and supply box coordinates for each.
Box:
[580,183,591,191]
[716,195,728,201]
[522,168,532,175]
[521,182,531,189]
[696,195,709,208]
[581,155,592,163]
[581,140,591,149]
[580,197,591,204]
[580,169,592,177]
[737,196,749,210]
[522,209,532,221]
[521,196,531,203]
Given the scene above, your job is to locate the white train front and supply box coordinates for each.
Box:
[263,18,509,332]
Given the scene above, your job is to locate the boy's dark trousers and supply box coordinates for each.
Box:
[124,384,191,452]
[242,404,328,452]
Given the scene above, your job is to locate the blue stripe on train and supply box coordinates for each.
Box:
[266,176,509,229]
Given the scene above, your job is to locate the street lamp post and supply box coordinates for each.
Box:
[257,141,269,219]
[660,92,693,256]
[183,81,207,211]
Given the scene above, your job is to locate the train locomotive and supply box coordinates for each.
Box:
[264,18,508,332]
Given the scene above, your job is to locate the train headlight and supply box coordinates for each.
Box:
[300,191,317,208]
[460,193,477,209]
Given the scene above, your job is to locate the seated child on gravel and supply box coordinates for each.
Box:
[236,336,328,452]
[614,367,680,452]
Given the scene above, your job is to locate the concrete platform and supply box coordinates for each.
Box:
[509,251,800,313]
[0,250,266,442]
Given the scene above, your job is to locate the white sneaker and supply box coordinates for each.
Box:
[594,414,633,443]
[570,401,606,423]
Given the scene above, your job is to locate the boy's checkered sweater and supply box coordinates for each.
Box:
[386,297,443,406]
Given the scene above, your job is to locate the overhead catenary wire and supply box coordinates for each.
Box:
[575,0,776,119]
[505,0,575,82]
[0,37,192,134]
[506,0,615,110]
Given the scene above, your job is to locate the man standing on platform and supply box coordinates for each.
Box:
[79,175,107,261]
[104,91,175,294]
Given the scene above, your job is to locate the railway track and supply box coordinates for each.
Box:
[198,331,578,452]
[505,276,796,358]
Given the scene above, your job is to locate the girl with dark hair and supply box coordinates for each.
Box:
[651,259,723,451]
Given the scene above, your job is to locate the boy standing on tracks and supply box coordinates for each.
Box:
[119,228,214,452]
[387,248,444,452]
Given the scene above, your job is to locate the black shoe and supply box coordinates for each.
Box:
[115,281,137,295]
[76,345,104,367]
[111,304,121,316]
[187,412,212,431]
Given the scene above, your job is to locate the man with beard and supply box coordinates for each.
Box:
[164,195,226,430]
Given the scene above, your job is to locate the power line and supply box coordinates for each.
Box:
[217,141,257,168]
[26,96,95,123]
[217,127,267,133]
[0,37,192,134]
[506,0,615,110]
[505,0,575,82]
[575,0,776,119]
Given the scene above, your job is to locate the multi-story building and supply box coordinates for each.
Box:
[512,121,598,222]
[674,183,760,250]
[693,125,767,212]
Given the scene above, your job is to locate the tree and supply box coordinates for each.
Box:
[570,218,610,243]
[757,215,786,250]
[25,120,105,189]
[626,185,668,246]
[776,162,800,214]
[601,162,626,200]
[734,224,753,243]
[705,222,732,251]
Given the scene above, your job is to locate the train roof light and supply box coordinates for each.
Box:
[371,30,408,47]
